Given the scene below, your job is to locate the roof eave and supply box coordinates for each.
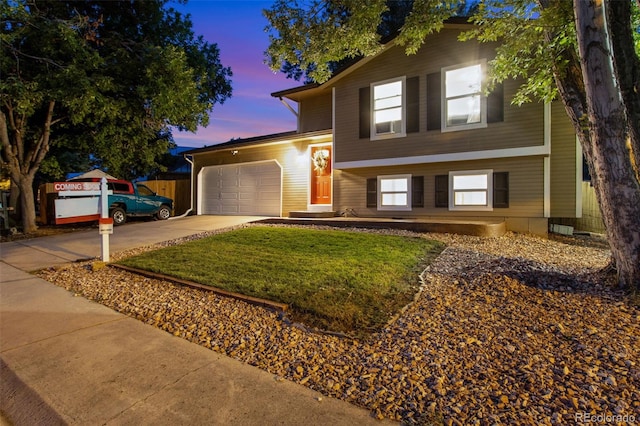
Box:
[183,129,332,155]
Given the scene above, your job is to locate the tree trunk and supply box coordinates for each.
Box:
[1,102,55,234]
[574,0,640,289]
[9,185,20,223]
[14,175,37,233]
[606,0,640,179]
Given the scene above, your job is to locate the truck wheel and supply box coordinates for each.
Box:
[156,205,171,220]
[111,207,127,225]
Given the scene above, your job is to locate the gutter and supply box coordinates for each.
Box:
[169,154,194,219]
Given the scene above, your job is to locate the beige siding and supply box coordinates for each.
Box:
[331,29,545,164]
[549,102,579,217]
[299,93,332,133]
[192,139,329,216]
[334,157,544,219]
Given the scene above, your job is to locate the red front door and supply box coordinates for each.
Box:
[310,146,332,205]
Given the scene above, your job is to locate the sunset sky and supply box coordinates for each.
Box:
[171,0,299,148]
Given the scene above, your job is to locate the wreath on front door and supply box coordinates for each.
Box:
[312,149,330,173]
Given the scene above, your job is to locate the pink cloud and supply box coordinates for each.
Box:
[171,1,301,148]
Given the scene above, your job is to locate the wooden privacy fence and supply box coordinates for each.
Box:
[576,182,605,234]
[140,179,191,216]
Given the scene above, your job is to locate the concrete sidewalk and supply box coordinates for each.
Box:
[0,216,391,425]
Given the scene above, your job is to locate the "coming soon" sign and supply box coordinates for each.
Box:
[53,182,101,192]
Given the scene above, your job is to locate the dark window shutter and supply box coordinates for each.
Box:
[366,178,377,208]
[487,83,504,123]
[406,77,419,133]
[426,73,441,131]
[435,174,448,208]
[411,176,424,208]
[493,172,509,208]
[359,87,371,139]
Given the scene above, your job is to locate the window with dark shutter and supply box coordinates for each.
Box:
[435,174,448,207]
[412,176,424,207]
[407,77,419,133]
[493,172,509,208]
[359,87,370,139]
[426,73,441,131]
[487,83,504,123]
[366,178,377,208]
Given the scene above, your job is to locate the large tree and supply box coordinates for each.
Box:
[1,0,232,233]
[265,0,640,289]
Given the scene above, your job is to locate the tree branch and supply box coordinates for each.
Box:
[0,39,65,69]
[23,101,55,177]
[0,111,21,183]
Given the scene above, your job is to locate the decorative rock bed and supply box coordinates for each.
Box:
[37,225,639,425]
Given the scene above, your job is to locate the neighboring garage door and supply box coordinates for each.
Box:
[199,160,282,216]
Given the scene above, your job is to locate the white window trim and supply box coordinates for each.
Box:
[448,169,493,211]
[370,76,406,140]
[377,174,412,211]
[441,60,488,133]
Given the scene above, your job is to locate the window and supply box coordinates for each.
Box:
[449,170,493,211]
[108,182,130,193]
[442,61,487,132]
[436,172,508,209]
[371,77,406,139]
[137,184,155,196]
[366,175,421,211]
[379,175,411,210]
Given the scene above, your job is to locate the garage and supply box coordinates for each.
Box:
[198,160,282,216]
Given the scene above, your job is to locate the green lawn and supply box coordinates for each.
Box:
[117,226,444,334]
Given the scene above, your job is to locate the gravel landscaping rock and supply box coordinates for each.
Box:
[37,225,639,425]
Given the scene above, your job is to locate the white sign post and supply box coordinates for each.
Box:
[98,178,113,262]
[52,179,113,261]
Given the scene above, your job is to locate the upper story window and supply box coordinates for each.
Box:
[442,60,487,132]
[371,77,406,140]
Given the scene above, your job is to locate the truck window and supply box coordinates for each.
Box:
[111,183,130,193]
[136,185,155,196]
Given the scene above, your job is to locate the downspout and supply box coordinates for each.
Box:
[169,154,194,219]
[278,97,298,118]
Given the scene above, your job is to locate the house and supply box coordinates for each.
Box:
[185,21,581,236]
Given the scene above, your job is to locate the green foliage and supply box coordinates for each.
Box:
[462,0,576,105]
[274,0,417,82]
[265,0,388,83]
[1,0,232,181]
[37,149,90,182]
[265,0,634,106]
[395,0,469,54]
[118,226,444,334]
[265,0,477,83]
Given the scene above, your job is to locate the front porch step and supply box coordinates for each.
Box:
[288,211,338,218]
[263,217,506,237]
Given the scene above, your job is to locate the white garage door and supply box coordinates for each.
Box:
[198,160,282,216]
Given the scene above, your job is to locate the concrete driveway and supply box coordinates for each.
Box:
[0,215,264,271]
